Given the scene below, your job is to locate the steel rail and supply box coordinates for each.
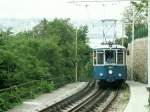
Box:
[40,81,95,112]
[68,89,102,112]
[101,84,123,112]
[101,89,119,112]
[68,88,111,112]
[68,84,123,112]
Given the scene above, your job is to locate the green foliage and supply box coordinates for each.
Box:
[0,18,92,111]
[122,0,148,42]
[131,0,148,16]
[115,38,129,48]
[0,80,54,111]
[39,80,54,93]
[0,97,8,111]
[134,23,148,39]
[0,18,91,88]
[125,23,148,42]
[0,37,57,88]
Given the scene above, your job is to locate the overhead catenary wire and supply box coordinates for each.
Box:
[70,0,121,44]
[68,0,139,4]
[68,0,146,83]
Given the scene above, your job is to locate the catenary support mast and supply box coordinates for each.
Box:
[148,0,150,85]
[131,0,135,80]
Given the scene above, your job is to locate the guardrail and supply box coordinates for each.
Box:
[0,75,75,111]
[0,75,74,93]
[0,74,91,111]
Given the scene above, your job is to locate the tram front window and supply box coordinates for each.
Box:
[105,50,116,64]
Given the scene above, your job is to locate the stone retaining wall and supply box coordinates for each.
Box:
[127,38,148,83]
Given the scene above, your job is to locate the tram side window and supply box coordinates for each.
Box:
[117,51,123,64]
[93,51,96,65]
[97,52,104,64]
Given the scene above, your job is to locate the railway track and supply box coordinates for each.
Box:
[40,82,95,112]
[40,82,123,112]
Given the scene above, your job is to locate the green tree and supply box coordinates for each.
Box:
[115,37,128,48]
[122,0,148,42]
[0,18,92,88]
[0,18,92,111]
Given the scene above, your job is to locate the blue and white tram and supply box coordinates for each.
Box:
[93,44,127,83]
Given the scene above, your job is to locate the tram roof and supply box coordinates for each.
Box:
[92,44,126,50]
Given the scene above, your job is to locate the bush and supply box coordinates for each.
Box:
[0,18,92,111]
[0,80,55,111]
[0,97,7,111]
[39,81,54,93]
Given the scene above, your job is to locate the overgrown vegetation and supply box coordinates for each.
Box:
[0,80,55,111]
[0,18,92,111]
[119,0,148,46]
[115,38,128,48]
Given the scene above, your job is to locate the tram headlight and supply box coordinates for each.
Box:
[99,73,103,76]
[108,70,113,74]
[118,73,122,77]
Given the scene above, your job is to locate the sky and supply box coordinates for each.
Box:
[0,0,130,47]
[0,0,130,20]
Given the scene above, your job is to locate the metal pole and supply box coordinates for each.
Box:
[148,0,150,85]
[75,27,78,82]
[102,21,105,43]
[131,1,135,80]
[114,20,117,43]
[122,24,124,46]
